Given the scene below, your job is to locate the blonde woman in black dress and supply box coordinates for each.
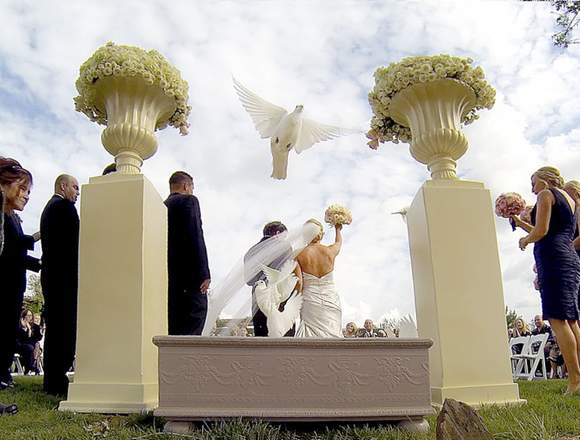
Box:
[513,166,580,394]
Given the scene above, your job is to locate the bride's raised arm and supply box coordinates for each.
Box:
[329,224,343,256]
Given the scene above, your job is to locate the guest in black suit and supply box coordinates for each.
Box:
[245,221,296,337]
[40,174,80,397]
[165,171,210,335]
[0,157,40,390]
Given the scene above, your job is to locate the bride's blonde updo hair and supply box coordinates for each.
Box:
[305,218,324,243]
[564,180,580,202]
[533,166,564,189]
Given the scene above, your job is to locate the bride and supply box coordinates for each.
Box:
[201,219,344,338]
[295,219,343,338]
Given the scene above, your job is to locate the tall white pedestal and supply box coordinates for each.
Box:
[60,174,168,413]
[407,179,524,407]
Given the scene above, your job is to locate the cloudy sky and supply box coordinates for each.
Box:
[1,0,579,327]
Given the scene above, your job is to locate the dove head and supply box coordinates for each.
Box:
[294,105,304,113]
[255,279,267,290]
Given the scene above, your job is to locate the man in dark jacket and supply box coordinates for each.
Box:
[165,171,210,335]
[40,174,80,397]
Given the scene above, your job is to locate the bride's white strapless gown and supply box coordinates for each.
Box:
[295,271,343,338]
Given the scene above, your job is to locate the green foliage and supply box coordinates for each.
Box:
[523,0,580,48]
[505,306,522,331]
[23,273,44,315]
[551,0,580,47]
[1,377,580,439]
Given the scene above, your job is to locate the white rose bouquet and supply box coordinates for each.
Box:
[366,54,496,148]
[74,42,191,135]
[324,204,352,226]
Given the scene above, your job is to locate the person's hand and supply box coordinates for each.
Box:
[32,231,41,242]
[519,237,529,251]
[200,278,211,294]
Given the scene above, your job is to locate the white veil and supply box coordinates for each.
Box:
[201,222,319,336]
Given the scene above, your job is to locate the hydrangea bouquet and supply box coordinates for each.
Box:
[367,54,496,148]
[325,204,352,226]
[74,42,191,135]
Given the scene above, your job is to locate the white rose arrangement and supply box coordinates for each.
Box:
[366,54,496,148]
[325,204,352,226]
[74,42,191,135]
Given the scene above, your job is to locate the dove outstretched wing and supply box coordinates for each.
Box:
[233,77,288,139]
[295,118,360,154]
[398,315,418,338]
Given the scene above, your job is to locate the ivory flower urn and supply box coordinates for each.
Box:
[95,76,176,174]
[389,79,476,180]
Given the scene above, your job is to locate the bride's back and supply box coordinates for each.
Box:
[297,244,335,278]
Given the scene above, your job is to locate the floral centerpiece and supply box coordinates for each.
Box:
[74,42,190,135]
[325,204,352,226]
[367,54,495,148]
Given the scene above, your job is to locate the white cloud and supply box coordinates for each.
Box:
[1,0,578,326]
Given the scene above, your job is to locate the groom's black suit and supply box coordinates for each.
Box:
[40,195,80,396]
[165,193,210,335]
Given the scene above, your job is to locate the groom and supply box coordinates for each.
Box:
[165,171,211,335]
[245,221,296,337]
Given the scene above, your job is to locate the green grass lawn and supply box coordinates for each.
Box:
[0,377,579,439]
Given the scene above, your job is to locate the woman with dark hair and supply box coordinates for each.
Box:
[0,157,41,389]
[15,309,42,374]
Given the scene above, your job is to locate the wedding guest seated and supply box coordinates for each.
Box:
[512,318,532,338]
[531,315,554,373]
[343,322,358,338]
[359,319,386,338]
[32,312,44,373]
[15,309,42,374]
[510,318,532,354]
[549,334,567,379]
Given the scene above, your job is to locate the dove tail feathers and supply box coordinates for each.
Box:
[270,145,289,180]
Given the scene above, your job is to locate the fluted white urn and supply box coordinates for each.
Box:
[94,76,176,174]
[390,79,476,180]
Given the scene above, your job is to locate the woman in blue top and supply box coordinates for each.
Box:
[514,166,580,395]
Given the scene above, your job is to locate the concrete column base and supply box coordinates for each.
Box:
[60,174,168,414]
[407,179,523,407]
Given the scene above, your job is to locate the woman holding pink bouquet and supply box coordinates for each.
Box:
[513,166,580,395]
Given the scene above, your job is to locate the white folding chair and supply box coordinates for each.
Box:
[11,354,24,375]
[509,336,531,380]
[514,333,549,381]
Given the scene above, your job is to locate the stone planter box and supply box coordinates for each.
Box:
[153,336,433,433]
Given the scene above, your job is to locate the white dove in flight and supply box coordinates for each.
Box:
[253,260,302,337]
[233,77,359,179]
[398,315,419,338]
